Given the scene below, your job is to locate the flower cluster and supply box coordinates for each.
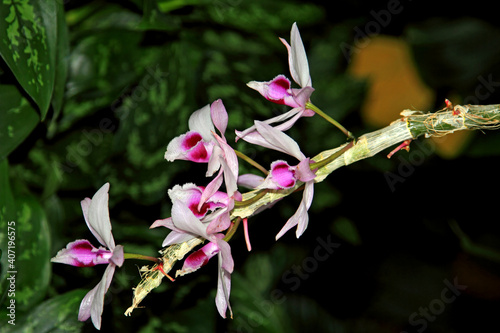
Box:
[51,22,348,330]
[149,22,319,318]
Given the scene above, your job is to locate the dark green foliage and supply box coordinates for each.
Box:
[1,1,500,332]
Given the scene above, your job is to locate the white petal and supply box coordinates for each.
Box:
[235,108,301,141]
[188,104,214,141]
[215,255,233,319]
[78,264,116,330]
[280,22,311,88]
[275,181,314,240]
[162,230,196,247]
[84,183,115,249]
[171,200,209,239]
[254,121,305,161]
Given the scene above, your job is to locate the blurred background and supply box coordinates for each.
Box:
[1,0,500,332]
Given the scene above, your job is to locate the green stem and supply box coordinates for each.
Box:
[310,141,354,170]
[235,149,268,175]
[123,253,159,262]
[233,189,269,207]
[223,217,241,242]
[306,102,355,140]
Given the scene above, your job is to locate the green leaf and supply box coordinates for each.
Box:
[0,186,51,315]
[0,84,40,159]
[0,0,59,119]
[0,289,87,332]
[47,2,69,137]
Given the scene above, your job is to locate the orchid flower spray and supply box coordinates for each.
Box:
[53,21,357,330]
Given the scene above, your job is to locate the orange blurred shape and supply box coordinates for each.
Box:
[348,36,435,127]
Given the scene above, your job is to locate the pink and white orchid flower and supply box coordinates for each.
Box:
[165,104,215,163]
[165,99,239,205]
[150,183,233,246]
[51,183,124,330]
[157,199,234,318]
[251,121,317,239]
[236,22,315,143]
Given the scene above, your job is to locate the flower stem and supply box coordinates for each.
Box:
[224,217,241,242]
[233,189,269,207]
[123,253,159,262]
[306,102,355,140]
[310,141,354,171]
[235,149,268,175]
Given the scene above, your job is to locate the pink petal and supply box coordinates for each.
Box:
[169,184,227,219]
[176,242,220,276]
[210,99,229,138]
[165,131,213,163]
[206,212,231,234]
[51,239,112,267]
[198,168,224,211]
[237,174,265,189]
[216,237,234,273]
[290,86,314,108]
[266,75,292,101]
[247,75,300,108]
[294,158,316,182]
[271,161,296,188]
